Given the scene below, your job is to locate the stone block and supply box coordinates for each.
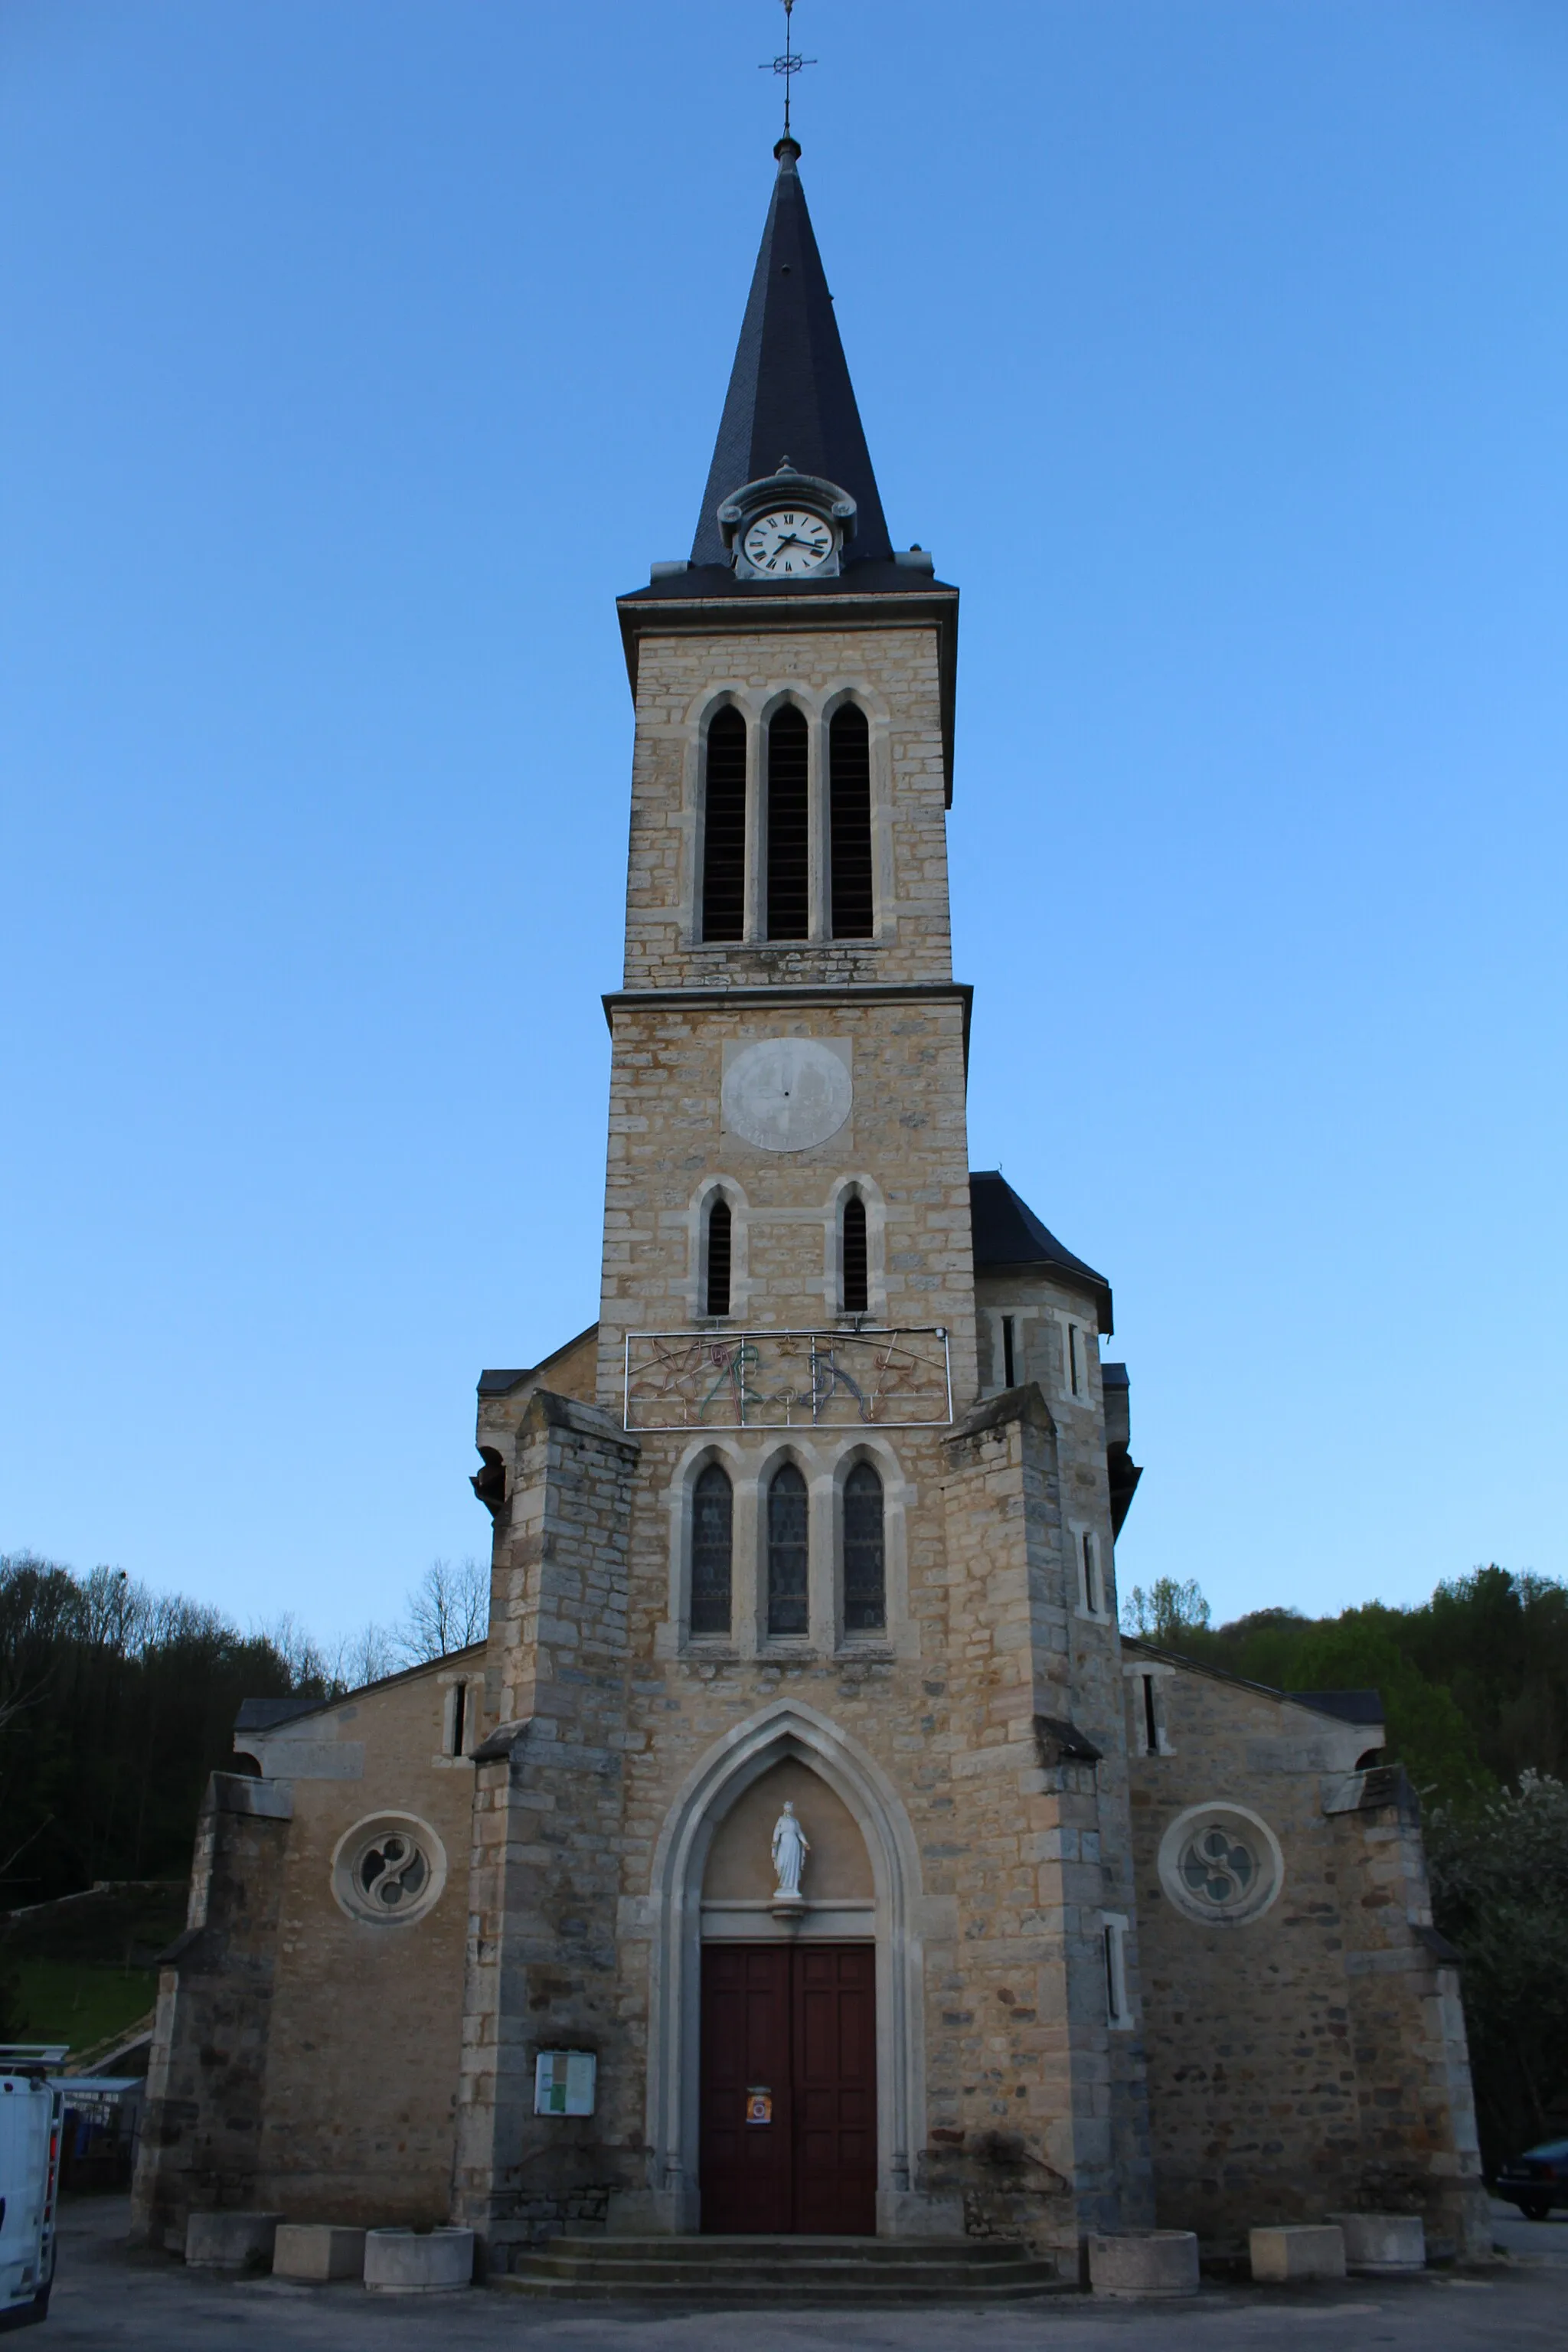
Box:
[1249,2225,1347,2283]
[1087,2231,1200,2298]
[1327,2212,1426,2274]
[272,2223,366,2282]
[364,2226,475,2293]
[185,2211,283,2269]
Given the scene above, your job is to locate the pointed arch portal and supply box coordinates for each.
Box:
[634,1699,933,2237]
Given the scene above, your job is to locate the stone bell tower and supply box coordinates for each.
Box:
[457,136,1150,2271]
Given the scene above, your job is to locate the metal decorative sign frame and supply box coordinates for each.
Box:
[623,1327,952,1431]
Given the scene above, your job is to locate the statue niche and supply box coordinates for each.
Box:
[701,1758,873,1931]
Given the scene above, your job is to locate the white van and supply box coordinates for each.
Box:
[0,2051,64,2331]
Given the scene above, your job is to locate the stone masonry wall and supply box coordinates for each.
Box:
[131,1773,292,2249]
[930,1386,1152,2255]
[621,624,953,993]
[452,1388,641,2267]
[245,1666,480,2226]
[596,992,977,1410]
[1129,1658,1488,2257]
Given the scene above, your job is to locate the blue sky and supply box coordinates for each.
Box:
[3,2,1564,1643]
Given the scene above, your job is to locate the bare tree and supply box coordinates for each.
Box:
[327,1622,399,1692]
[256,1612,334,1692]
[397,1559,489,1664]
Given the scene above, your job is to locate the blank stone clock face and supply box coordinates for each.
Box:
[722,1039,852,1152]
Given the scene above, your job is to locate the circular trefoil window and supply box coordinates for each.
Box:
[1158,1802,1283,1928]
[331,1811,447,1927]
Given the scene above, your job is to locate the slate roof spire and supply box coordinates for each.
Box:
[691,139,892,568]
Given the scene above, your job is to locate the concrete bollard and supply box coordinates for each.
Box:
[1326,2213,1426,2275]
[185,2211,285,2270]
[1250,2225,1347,2283]
[363,2226,475,2294]
[272,2223,367,2282]
[1088,2230,1201,2298]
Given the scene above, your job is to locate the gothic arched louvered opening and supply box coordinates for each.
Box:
[766,1462,809,1635]
[766,705,810,939]
[843,1462,885,1632]
[701,707,747,942]
[691,1463,733,1636]
[829,704,874,938]
[841,1191,868,1315]
[705,1195,732,1318]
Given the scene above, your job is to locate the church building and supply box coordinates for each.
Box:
[132,136,1488,2282]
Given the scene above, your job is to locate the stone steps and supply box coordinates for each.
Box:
[500,2234,1070,2303]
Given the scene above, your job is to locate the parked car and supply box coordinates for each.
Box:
[1496,2138,1568,2221]
[0,2049,64,2331]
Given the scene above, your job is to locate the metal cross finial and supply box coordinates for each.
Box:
[760,0,815,142]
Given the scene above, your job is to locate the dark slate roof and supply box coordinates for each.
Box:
[234,1697,320,1733]
[1286,1689,1386,1727]
[969,1171,1113,1332]
[691,141,892,567]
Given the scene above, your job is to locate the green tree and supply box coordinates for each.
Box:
[1119,1577,1211,1644]
[1285,1612,1488,1806]
[1428,1776,1568,2170]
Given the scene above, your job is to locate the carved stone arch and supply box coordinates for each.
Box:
[634,1697,933,2237]
[686,691,760,946]
[826,1432,912,1655]
[684,1174,751,1324]
[818,684,893,946]
[820,1171,887,1320]
[756,683,825,727]
[820,681,892,730]
[682,678,761,730]
[756,691,818,942]
[662,1434,747,1654]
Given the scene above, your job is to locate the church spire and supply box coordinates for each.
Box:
[691,142,892,568]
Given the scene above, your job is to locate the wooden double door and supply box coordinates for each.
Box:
[699,1942,877,2236]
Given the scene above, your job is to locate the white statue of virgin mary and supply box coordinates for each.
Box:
[770,1800,810,1903]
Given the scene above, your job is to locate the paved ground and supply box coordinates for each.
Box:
[47,2196,1568,2350]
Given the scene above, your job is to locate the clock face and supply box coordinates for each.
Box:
[722,1038,853,1152]
[741,508,834,577]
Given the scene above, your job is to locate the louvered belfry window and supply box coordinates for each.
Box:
[841,1191,868,1315]
[766,706,810,939]
[829,704,874,938]
[843,1462,886,1632]
[701,707,747,942]
[691,1463,733,1636]
[705,1196,732,1318]
[766,1462,809,1635]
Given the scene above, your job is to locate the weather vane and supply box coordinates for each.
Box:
[761,0,816,143]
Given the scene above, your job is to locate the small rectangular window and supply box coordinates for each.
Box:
[766,707,810,940]
[841,1193,868,1315]
[1142,1672,1159,1756]
[446,1680,468,1758]
[1068,1323,1083,1397]
[1101,1913,1132,2028]
[1081,1530,1097,1616]
[701,707,747,942]
[1000,1315,1016,1388]
[705,1197,732,1318]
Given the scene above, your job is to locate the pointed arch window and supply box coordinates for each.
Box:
[766,706,810,940]
[691,1463,733,1637]
[766,1462,809,1636]
[843,1462,885,1632]
[701,707,747,942]
[829,704,874,938]
[704,1194,732,1318]
[841,1190,868,1315]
